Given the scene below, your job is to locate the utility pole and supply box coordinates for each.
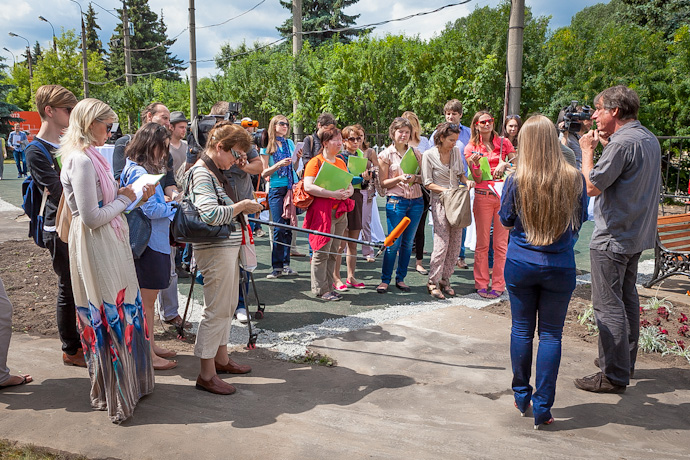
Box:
[189,0,198,119]
[80,14,89,98]
[292,0,303,140]
[122,0,134,129]
[68,0,88,98]
[504,0,524,120]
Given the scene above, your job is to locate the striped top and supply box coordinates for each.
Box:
[185,165,242,249]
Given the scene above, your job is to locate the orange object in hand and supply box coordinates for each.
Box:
[384,217,410,247]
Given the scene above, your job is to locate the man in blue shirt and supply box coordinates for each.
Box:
[8,123,28,178]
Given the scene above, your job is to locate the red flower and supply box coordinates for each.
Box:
[678,340,686,350]
[658,306,670,320]
[679,325,690,337]
[659,328,669,335]
[640,319,651,328]
[678,313,688,324]
[653,317,662,326]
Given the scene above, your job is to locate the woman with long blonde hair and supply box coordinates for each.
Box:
[498,114,587,429]
[59,98,156,422]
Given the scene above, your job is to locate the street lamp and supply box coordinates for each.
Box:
[2,47,16,67]
[38,16,57,53]
[8,32,32,78]
[69,0,89,97]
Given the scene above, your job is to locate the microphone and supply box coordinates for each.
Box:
[375,217,411,257]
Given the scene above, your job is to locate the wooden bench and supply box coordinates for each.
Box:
[645,212,690,287]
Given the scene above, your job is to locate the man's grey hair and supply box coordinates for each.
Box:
[594,85,639,121]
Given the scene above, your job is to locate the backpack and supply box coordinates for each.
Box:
[21,140,54,248]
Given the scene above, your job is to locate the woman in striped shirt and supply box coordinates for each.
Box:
[186,122,263,395]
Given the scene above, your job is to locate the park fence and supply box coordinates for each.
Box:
[659,136,690,215]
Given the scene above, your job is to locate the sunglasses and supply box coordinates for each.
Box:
[346,136,363,142]
[61,107,73,115]
[476,118,494,126]
[277,121,290,127]
[506,114,521,120]
[230,148,241,160]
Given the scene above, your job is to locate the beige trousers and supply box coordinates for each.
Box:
[311,211,348,296]
[193,244,240,359]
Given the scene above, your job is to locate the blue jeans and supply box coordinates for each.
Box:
[505,258,575,425]
[237,268,250,310]
[459,228,466,258]
[13,150,27,175]
[381,196,424,284]
[267,186,291,270]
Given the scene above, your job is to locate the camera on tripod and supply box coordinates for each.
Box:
[561,101,592,134]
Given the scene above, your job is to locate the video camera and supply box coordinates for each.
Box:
[561,101,592,134]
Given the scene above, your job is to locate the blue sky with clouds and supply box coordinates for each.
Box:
[2,0,608,80]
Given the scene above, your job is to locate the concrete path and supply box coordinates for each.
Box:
[1,303,689,459]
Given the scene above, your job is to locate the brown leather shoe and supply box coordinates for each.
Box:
[594,358,634,379]
[195,375,236,395]
[63,349,87,368]
[215,358,251,374]
[574,372,626,393]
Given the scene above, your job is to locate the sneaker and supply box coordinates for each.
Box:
[254,228,266,237]
[594,357,634,379]
[282,267,298,276]
[574,372,626,393]
[267,269,282,279]
[235,308,250,323]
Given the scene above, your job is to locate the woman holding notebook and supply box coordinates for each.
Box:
[376,117,424,294]
[303,128,354,301]
[59,99,156,422]
[465,111,515,299]
[121,122,178,370]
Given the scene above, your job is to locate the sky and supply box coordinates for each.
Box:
[1,0,609,81]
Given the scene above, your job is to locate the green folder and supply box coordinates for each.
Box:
[468,156,493,181]
[399,148,419,175]
[314,160,354,191]
[347,154,368,176]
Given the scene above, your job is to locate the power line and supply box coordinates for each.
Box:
[90,0,120,20]
[86,1,473,84]
[197,0,267,30]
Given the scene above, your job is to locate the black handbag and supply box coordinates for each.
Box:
[125,207,152,259]
[171,166,234,243]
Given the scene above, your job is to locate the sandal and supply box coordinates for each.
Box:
[534,417,554,430]
[0,374,33,389]
[320,291,341,301]
[332,282,349,291]
[439,280,455,297]
[346,279,366,289]
[456,258,468,269]
[376,283,389,294]
[427,283,445,300]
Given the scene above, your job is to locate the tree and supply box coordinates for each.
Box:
[617,0,690,39]
[85,2,105,56]
[277,0,366,47]
[31,41,42,67]
[0,58,23,137]
[107,0,185,82]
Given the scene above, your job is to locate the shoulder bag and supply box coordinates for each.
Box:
[293,155,322,209]
[440,148,472,228]
[171,166,234,243]
[239,222,257,272]
[120,163,152,258]
[55,194,72,244]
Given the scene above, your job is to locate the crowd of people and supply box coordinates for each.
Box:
[0,84,661,430]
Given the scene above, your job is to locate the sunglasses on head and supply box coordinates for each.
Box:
[506,114,521,120]
[476,118,494,126]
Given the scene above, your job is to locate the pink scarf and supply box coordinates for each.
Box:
[84,146,125,241]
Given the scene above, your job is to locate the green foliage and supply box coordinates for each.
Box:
[85,2,105,56]
[577,303,599,335]
[277,0,366,47]
[107,0,185,82]
[639,326,667,353]
[0,59,23,137]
